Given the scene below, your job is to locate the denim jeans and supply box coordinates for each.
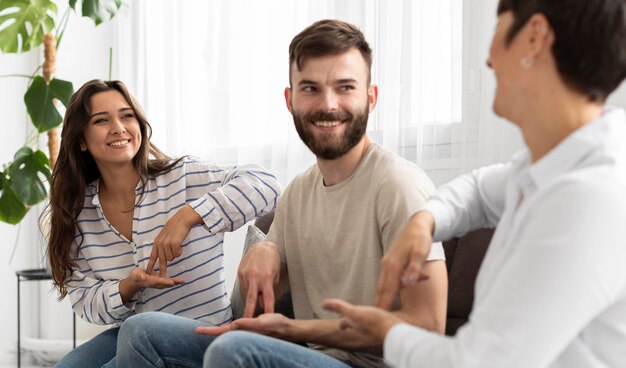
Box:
[204,331,353,368]
[116,312,354,368]
[116,312,216,367]
[54,326,118,368]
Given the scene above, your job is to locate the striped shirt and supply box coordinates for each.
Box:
[67,157,281,326]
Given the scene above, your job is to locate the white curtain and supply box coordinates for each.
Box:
[111,0,522,187]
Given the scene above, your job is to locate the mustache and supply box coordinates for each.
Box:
[302,110,353,123]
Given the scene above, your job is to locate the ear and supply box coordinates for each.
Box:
[284,87,293,114]
[526,13,552,60]
[368,84,379,113]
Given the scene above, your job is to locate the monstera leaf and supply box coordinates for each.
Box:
[8,147,51,205]
[69,0,121,25]
[24,76,74,132]
[0,172,28,225]
[0,0,57,53]
[0,147,50,224]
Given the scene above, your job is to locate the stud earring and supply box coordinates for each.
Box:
[80,146,87,152]
[520,57,534,69]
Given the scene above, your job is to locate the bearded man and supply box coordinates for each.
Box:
[116,19,447,368]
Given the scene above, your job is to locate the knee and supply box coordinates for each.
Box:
[203,331,257,367]
[120,312,161,338]
[118,311,175,348]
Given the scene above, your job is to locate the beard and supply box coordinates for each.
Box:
[292,104,369,160]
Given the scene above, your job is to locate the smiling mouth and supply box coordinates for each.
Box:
[313,120,343,128]
[108,139,130,147]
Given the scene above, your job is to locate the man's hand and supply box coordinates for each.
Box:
[323,298,403,344]
[195,313,290,338]
[147,204,202,277]
[375,211,435,310]
[237,242,282,317]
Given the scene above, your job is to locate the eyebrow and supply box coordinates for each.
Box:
[297,78,359,86]
[89,107,133,120]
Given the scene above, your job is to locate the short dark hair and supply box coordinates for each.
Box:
[497,0,626,102]
[288,19,372,84]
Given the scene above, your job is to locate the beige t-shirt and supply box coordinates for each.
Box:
[267,143,445,367]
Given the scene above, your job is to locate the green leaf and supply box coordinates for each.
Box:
[0,172,28,225]
[0,0,57,53]
[70,0,122,26]
[24,76,74,132]
[8,147,51,205]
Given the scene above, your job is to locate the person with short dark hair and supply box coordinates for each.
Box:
[115,19,447,368]
[46,80,280,367]
[324,1,626,367]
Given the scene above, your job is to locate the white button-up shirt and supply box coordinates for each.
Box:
[385,108,626,368]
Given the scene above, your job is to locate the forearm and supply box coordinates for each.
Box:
[285,318,383,354]
[69,279,132,325]
[424,164,509,240]
[194,165,281,232]
[280,304,434,353]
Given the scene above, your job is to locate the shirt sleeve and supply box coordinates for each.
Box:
[384,176,626,368]
[266,181,290,265]
[376,163,444,260]
[189,162,281,233]
[424,163,511,241]
[67,242,135,325]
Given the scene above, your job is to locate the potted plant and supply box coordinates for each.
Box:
[0,0,122,225]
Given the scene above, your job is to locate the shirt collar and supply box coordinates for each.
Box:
[522,107,625,191]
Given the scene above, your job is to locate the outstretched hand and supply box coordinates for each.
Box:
[322,298,403,344]
[195,313,290,338]
[128,267,186,289]
[375,211,434,310]
[147,204,202,277]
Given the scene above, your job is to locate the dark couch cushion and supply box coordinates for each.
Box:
[443,228,494,336]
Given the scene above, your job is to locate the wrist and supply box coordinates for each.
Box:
[119,276,142,304]
[281,318,311,342]
[378,320,402,342]
[410,211,435,236]
[179,204,203,227]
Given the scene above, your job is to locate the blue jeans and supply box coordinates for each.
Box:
[54,327,118,368]
[117,312,353,368]
[116,312,216,367]
[204,331,353,368]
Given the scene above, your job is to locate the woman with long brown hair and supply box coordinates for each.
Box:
[45,79,281,367]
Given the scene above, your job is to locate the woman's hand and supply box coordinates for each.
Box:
[147,204,203,277]
[119,268,185,304]
[375,211,435,309]
[323,298,403,344]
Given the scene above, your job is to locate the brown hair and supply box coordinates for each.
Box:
[288,19,373,84]
[43,79,182,298]
[497,0,626,102]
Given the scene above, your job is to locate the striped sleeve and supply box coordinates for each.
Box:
[190,163,281,232]
[67,242,135,325]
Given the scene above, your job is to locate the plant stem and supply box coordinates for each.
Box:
[109,47,113,80]
[55,7,72,50]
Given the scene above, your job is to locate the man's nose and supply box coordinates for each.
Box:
[320,90,339,111]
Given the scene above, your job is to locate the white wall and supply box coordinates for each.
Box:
[0,3,116,364]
